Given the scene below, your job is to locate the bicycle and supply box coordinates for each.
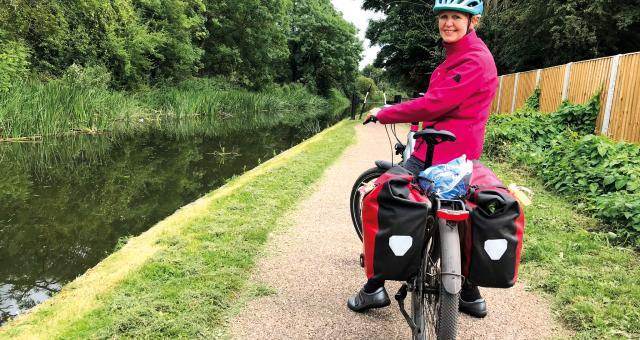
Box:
[351,117,466,340]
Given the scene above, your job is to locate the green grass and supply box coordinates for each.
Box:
[486,160,640,339]
[0,120,357,339]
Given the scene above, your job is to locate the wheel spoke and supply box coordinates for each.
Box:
[422,251,440,339]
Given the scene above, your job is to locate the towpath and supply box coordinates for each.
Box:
[230,122,569,339]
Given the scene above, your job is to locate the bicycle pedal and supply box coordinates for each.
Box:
[395,284,408,301]
[359,253,365,268]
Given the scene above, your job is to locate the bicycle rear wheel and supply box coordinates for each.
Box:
[411,235,459,340]
[349,167,385,241]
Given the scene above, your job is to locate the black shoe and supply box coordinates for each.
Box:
[459,297,487,318]
[347,287,391,312]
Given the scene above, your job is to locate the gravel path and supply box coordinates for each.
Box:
[230,123,570,339]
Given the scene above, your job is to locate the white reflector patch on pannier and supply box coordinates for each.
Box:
[484,239,508,260]
[389,236,413,256]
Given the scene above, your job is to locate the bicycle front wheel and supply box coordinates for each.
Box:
[349,167,385,242]
[412,236,459,340]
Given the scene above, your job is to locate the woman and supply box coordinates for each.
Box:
[348,0,498,318]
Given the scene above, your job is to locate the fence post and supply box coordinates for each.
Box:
[535,69,541,87]
[562,62,572,101]
[602,54,621,136]
[496,76,504,113]
[511,73,520,113]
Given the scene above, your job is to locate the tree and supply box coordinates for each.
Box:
[132,0,207,83]
[479,0,640,73]
[289,0,362,96]
[0,29,29,92]
[355,74,379,100]
[0,0,207,88]
[363,0,443,92]
[200,0,292,88]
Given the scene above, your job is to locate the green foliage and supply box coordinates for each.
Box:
[0,73,345,139]
[289,0,362,96]
[0,33,30,92]
[201,0,291,88]
[361,64,409,100]
[485,94,640,246]
[553,92,600,135]
[132,0,207,83]
[488,161,640,339]
[479,0,640,73]
[138,79,334,131]
[0,0,362,93]
[539,134,640,239]
[0,0,164,87]
[0,65,141,138]
[363,0,443,91]
[524,87,540,111]
[355,75,379,101]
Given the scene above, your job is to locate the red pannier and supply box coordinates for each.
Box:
[362,166,432,281]
[461,162,525,288]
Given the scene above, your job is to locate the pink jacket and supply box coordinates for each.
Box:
[377,30,498,165]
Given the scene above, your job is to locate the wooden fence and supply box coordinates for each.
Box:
[491,52,640,143]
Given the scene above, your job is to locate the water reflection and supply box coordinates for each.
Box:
[0,114,340,325]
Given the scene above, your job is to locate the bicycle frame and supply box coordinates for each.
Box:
[403,123,420,163]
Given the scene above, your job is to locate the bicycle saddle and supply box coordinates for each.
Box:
[413,129,457,144]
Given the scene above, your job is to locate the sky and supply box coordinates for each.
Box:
[330,0,385,70]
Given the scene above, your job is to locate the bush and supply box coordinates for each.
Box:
[552,92,600,135]
[485,94,640,246]
[524,87,540,110]
[0,37,30,92]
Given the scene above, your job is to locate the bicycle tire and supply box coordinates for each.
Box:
[349,166,385,242]
[412,236,459,340]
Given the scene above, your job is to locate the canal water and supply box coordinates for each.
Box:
[0,114,343,325]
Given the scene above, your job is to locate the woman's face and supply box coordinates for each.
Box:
[437,10,474,43]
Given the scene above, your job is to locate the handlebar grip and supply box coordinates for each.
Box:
[363,116,378,125]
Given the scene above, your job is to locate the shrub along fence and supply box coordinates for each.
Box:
[485,95,640,247]
[491,52,640,143]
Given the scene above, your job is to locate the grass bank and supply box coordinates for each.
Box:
[0,120,357,339]
[0,67,349,139]
[487,160,640,339]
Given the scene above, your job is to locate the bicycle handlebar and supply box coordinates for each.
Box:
[363,116,378,125]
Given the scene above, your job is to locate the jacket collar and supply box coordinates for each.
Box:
[443,30,477,57]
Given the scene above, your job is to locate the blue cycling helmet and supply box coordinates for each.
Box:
[433,0,484,16]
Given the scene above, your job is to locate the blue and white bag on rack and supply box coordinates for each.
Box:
[418,154,473,199]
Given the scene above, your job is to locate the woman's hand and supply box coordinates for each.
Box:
[365,107,382,121]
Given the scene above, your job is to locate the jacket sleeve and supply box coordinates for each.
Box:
[377,58,484,124]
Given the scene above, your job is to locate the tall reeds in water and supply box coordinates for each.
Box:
[136,78,342,138]
[0,66,140,139]
[0,68,347,140]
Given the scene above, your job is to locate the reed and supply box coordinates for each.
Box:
[0,76,347,139]
[0,78,140,138]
